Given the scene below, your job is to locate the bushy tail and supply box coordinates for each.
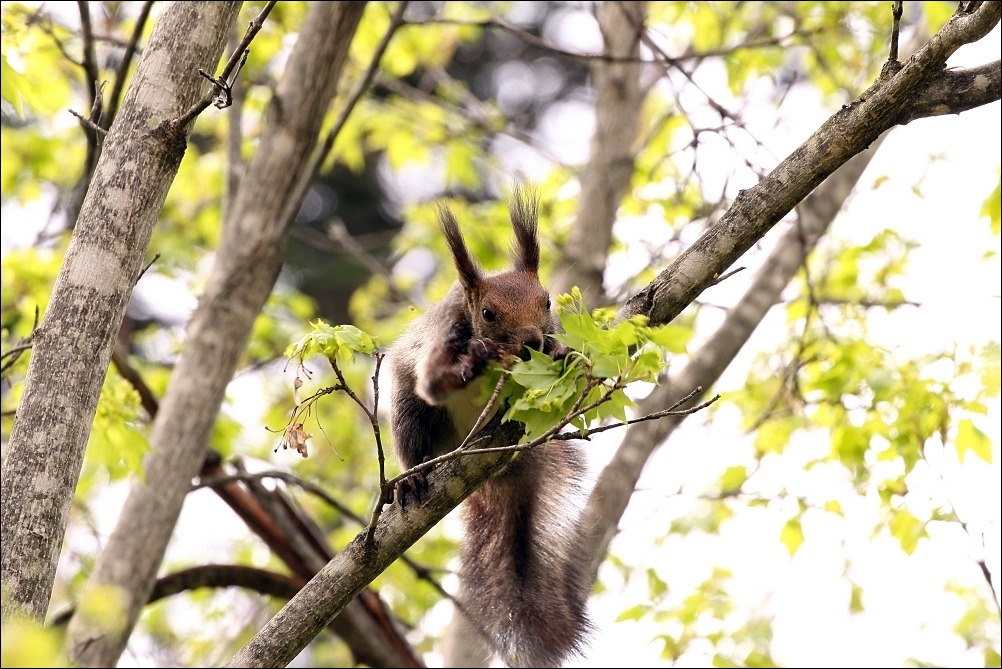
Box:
[460,441,593,668]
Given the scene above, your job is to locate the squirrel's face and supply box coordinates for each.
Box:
[467,270,553,357]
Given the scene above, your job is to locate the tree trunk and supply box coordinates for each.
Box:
[65,3,368,666]
[0,0,242,626]
[554,1,647,305]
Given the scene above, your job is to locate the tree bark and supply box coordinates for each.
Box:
[65,3,369,666]
[0,0,241,626]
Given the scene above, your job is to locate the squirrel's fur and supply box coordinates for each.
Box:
[388,190,591,667]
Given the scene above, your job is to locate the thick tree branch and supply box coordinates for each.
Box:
[51,565,303,626]
[894,60,1001,124]
[151,564,299,601]
[618,1,1000,327]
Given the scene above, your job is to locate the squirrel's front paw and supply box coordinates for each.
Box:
[543,336,570,361]
[460,337,504,378]
[471,336,502,361]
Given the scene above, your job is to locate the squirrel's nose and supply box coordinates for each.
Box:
[517,327,544,358]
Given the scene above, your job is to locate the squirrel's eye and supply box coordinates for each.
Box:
[482,308,496,322]
[545,296,551,310]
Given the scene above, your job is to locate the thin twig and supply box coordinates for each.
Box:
[135,253,161,285]
[195,468,364,525]
[407,16,819,65]
[69,108,107,136]
[329,356,378,424]
[0,339,34,363]
[889,1,904,63]
[197,49,249,109]
[322,219,408,304]
[370,352,387,482]
[709,266,745,286]
[171,1,277,129]
[889,1,905,60]
[193,465,470,616]
[76,1,103,180]
[77,1,99,109]
[104,0,154,128]
[0,306,39,376]
[555,394,721,440]
[380,383,717,481]
[919,443,1002,617]
[457,372,510,450]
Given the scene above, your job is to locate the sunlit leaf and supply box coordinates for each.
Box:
[780,516,804,556]
[888,508,927,555]
[955,418,993,463]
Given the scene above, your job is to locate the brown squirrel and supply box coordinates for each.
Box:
[388,190,592,667]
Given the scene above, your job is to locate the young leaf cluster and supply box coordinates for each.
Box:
[500,287,691,442]
[284,321,378,368]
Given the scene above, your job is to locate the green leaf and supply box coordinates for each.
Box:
[981,342,1001,397]
[955,418,993,463]
[754,419,793,456]
[645,323,692,355]
[878,476,908,505]
[285,321,378,366]
[780,517,804,556]
[615,603,649,622]
[719,465,747,495]
[85,371,149,484]
[849,583,864,613]
[647,567,668,598]
[0,53,30,117]
[831,424,869,472]
[0,615,68,667]
[657,633,683,661]
[888,508,927,555]
[982,169,1001,235]
[507,347,565,392]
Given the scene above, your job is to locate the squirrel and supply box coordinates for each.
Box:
[388,189,592,668]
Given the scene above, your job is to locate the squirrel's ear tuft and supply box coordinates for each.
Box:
[440,204,482,290]
[509,184,540,273]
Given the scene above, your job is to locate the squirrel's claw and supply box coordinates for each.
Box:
[395,466,430,511]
